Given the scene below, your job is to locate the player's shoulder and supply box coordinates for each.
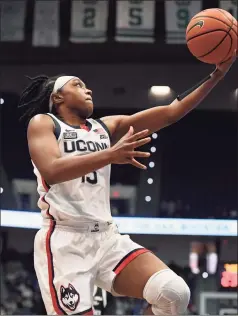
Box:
[28,114,54,133]
[99,115,125,137]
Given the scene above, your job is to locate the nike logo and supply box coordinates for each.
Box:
[193,20,204,29]
[187,20,204,34]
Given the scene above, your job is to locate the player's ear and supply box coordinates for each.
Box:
[52,92,64,105]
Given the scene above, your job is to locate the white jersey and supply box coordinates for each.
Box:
[33,113,112,223]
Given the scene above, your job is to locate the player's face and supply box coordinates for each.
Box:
[60,78,93,118]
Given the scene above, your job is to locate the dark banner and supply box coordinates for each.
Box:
[0,0,237,64]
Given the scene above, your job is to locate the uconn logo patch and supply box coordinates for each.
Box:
[63,131,77,139]
[60,283,79,311]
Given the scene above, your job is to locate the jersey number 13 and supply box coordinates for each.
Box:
[81,171,98,185]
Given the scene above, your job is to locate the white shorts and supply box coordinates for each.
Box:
[34,219,149,315]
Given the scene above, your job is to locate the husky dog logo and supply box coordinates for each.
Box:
[60,283,79,311]
[91,222,99,232]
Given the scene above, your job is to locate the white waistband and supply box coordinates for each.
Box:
[42,218,114,232]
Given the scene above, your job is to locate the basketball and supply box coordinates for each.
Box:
[186,8,237,64]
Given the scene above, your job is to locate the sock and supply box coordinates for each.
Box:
[206,252,218,274]
[189,252,200,274]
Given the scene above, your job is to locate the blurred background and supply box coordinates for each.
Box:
[0,0,237,315]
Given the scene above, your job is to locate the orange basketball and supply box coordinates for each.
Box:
[186,8,237,64]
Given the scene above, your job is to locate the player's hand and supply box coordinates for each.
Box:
[110,126,151,169]
[214,49,237,78]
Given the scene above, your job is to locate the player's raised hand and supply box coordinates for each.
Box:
[214,49,237,78]
[110,126,151,169]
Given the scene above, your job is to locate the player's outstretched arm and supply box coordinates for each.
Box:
[101,50,237,144]
[27,115,151,184]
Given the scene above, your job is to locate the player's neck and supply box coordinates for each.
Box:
[57,107,87,126]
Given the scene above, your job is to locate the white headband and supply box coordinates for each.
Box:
[49,76,78,112]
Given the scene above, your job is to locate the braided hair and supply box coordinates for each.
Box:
[18,74,64,123]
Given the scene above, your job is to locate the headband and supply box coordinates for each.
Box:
[49,76,78,112]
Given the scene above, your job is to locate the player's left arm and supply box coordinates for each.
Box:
[101,52,236,143]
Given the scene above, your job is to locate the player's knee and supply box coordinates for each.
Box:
[143,269,190,315]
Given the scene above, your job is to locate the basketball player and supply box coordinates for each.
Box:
[18,51,236,315]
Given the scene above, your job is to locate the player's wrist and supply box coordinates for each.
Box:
[105,147,116,164]
[210,68,224,82]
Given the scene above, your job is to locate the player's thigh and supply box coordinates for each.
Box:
[95,230,168,298]
[34,226,95,315]
[113,251,168,298]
